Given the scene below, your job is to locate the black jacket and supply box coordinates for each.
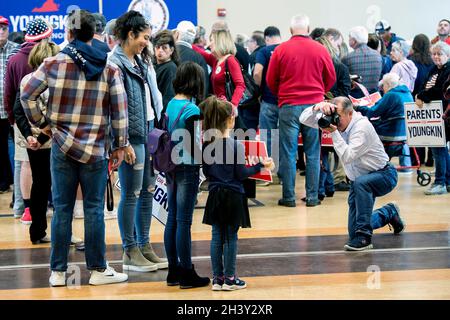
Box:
[330,58,351,98]
[177,44,210,98]
[155,61,178,113]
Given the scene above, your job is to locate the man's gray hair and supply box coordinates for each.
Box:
[104,19,116,39]
[290,14,310,30]
[431,41,450,57]
[179,30,195,44]
[332,97,354,113]
[349,26,369,44]
[382,73,400,90]
[392,40,410,57]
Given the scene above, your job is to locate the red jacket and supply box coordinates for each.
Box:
[266,35,336,107]
[192,46,245,108]
[4,42,36,124]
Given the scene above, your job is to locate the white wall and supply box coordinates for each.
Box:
[197,0,450,43]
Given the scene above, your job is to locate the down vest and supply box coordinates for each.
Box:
[109,46,163,144]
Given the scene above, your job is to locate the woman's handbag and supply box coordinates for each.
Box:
[224,57,260,108]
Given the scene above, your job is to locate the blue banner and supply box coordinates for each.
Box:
[2,0,197,43]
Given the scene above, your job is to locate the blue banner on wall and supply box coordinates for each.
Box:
[2,0,197,43]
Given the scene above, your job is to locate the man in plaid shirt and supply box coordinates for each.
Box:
[0,16,19,193]
[343,26,382,97]
[21,10,129,286]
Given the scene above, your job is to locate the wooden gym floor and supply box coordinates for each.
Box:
[0,168,449,300]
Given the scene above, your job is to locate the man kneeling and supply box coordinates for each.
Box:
[300,97,405,251]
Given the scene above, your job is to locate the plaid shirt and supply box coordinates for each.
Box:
[0,40,20,119]
[342,44,382,92]
[21,53,129,163]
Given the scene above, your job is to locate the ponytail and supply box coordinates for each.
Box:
[199,96,233,142]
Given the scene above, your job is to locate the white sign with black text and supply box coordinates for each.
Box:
[405,101,447,147]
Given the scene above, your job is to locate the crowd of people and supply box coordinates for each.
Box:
[0,9,449,289]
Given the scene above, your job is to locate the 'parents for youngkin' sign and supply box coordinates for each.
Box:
[405,101,447,147]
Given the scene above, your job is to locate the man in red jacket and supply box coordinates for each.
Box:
[266,13,336,207]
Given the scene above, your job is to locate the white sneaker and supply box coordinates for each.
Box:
[73,200,84,219]
[104,208,117,220]
[46,207,53,218]
[71,235,83,245]
[89,265,128,286]
[49,271,66,287]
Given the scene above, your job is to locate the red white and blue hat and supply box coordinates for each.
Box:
[25,19,53,42]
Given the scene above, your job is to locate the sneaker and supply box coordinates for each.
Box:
[344,235,373,251]
[32,235,51,245]
[20,208,32,225]
[46,207,53,218]
[222,277,247,291]
[212,276,224,291]
[256,180,270,187]
[139,243,168,269]
[278,199,296,207]
[104,208,117,220]
[123,246,158,272]
[70,235,83,245]
[424,184,447,195]
[89,265,128,286]
[13,211,23,219]
[387,203,405,235]
[49,271,66,287]
[398,170,413,175]
[71,235,85,251]
[73,200,84,219]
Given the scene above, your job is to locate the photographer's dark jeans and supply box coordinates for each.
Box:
[348,164,398,239]
[164,165,200,269]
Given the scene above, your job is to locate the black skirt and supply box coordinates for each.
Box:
[203,186,251,228]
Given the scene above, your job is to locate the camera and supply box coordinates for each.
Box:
[318,111,340,129]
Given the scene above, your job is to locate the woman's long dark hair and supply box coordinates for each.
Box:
[410,34,433,65]
[114,10,151,64]
[152,29,180,66]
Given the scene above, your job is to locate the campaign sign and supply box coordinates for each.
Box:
[298,131,333,147]
[349,92,382,107]
[239,140,272,182]
[152,172,168,225]
[4,0,97,44]
[404,101,447,147]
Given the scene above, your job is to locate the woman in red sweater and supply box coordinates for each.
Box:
[193,30,245,112]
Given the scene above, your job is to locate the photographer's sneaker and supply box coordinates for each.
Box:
[212,276,224,291]
[344,236,373,251]
[387,203,405,235]
[222,277,247,291]
[89,265,128,286]
[49,271,66,287]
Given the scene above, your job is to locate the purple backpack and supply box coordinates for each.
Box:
[147,103,189,173]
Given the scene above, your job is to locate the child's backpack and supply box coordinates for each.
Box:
[147,102,189,173]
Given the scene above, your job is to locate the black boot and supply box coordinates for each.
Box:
[166,265,179,286]
[179,264,210,289]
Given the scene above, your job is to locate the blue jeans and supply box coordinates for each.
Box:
[13,160,24,215]
[279,104,320,202]
[319,150,334,196]
[431,146,450,186]
[210,224,239,278]
[164,165,200,269]
[259,100,279,157]
[348,164,398,239]
[399,144,412,172]
[118,143,155,249]
[50,145,107,271]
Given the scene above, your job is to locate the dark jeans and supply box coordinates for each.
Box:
[164,165,200,269]
[50,145,107,271]
[211,224,239,278]
[27,148,51,242]
[319,149,334,196]
[0,119,13,190]
[348,164,398,239]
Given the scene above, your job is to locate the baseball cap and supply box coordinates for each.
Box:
[25,19,53,42]
[375,20,391,34]
[0,16,9,26]
[176,20,196,38]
